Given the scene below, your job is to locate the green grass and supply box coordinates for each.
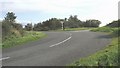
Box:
[90,27,119,37]
[2,31,47,48]
[64,27,90,31]
[51,27,94,31]
[69,27,119,66]
[90,27,118,33]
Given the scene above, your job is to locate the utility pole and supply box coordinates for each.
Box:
[61,21,63,30]
[31,21,33,31]
[61,21,64,30]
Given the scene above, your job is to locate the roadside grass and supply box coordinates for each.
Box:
[69,27,119,66]
[64,27,90,31]
[2,31,47,48]
[51,27,95,31]
[90,27,118,33]
[91,27,119,37]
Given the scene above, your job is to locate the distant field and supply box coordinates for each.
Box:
[2,31,47,48]
[70,27,119,66]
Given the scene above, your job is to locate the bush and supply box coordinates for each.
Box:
[112,28,120,37]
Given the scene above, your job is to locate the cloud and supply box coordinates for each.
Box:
[0,0,113,13]
[0,0,119,26]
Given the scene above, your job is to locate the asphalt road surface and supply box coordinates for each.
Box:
[2,30,111,66]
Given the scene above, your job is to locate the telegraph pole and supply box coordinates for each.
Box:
[61,21,64,30]
[61,21,63,30]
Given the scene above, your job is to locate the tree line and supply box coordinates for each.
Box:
[106,19,120,27]
[25,15,102,31]
[1,12,119,39]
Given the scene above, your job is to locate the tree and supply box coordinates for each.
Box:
[65,15,82,28]
[106,19,120,27]
[4,12,16,25]
[39,18,61,30]
[25,23,33,31]
[47,18,61,30]
[2,12,24,41]
[2,12,17,36]
[83,19,101,27]
[33,23,43,31]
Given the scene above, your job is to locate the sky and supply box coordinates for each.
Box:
[0,0,119,26]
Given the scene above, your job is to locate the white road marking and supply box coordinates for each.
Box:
[49,33,72,47]
[0,57,10,61]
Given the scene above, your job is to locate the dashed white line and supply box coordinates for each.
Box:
[49,33,72,47]
[0,57,10,61]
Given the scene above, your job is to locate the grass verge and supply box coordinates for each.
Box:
[64,28,90,31]
[51,27,94,31]
[2,31,47,48]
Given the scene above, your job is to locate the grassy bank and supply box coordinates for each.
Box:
[2,31,47,48]
[70,27,119,66]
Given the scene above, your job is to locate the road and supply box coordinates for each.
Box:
[2,30,111,66]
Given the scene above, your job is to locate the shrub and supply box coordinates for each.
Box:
[112,28,120,37]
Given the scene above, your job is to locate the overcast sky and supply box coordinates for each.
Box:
[0,0,119,26]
